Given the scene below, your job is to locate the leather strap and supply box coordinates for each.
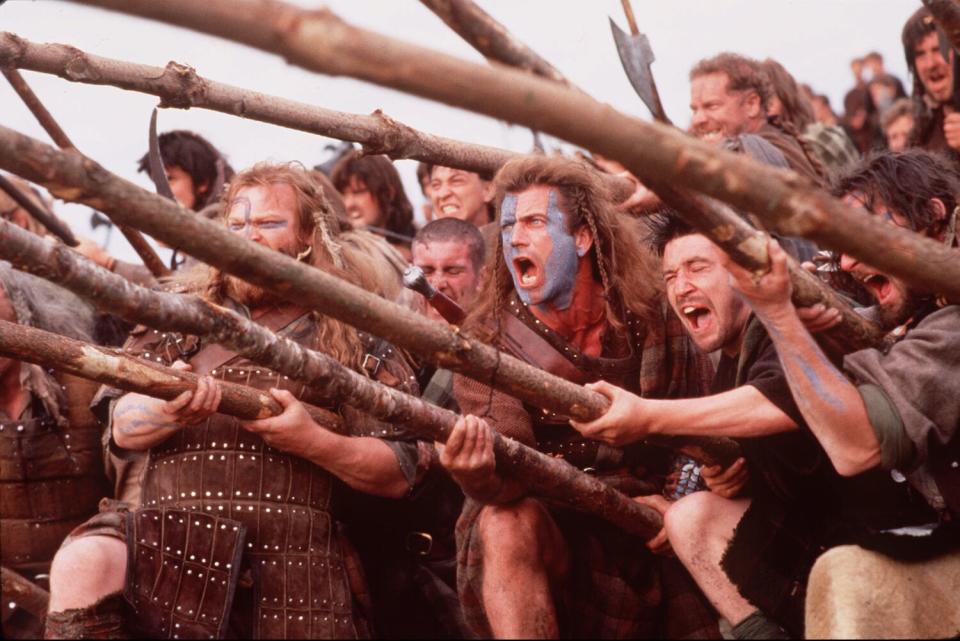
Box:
[189,305,308,375]
[501,312,587,385]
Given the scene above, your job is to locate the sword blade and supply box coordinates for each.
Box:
[147,108,175,200]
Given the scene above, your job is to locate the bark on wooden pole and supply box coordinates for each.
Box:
[68,0,960,302]
[1,567,48,622]
[0,32,507,181]
[923,0,960,53]
[0,123,742,474]
[0,217,665,539]
[0,172,78,246]
[419,0,572,86]
[0,319,353,428]
[2,63,170,278]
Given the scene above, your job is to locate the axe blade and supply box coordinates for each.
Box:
[610,17,669,124]
[147,108,176,201]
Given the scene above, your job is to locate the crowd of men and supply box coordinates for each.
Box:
[1,4,957,640]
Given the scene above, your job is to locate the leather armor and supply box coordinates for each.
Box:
[126,311,419,639]
[0,373,107,574]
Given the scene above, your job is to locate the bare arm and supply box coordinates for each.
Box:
[723,239,881,476]
[112,365,221,451]
[241,389,409,498]
[571,382,796,446]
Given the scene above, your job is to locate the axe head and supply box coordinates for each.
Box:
[147,108,176,201]
[610,17,662,121]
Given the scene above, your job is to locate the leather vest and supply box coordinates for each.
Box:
[133,313,416,638]
[501,296,644,471]
[0,372,107,574]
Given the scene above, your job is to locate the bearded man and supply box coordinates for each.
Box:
[902,7,960,157]
[724,149,960,638]
[0,263,108,639]
[44,162,431,639]
[440,156,718,639]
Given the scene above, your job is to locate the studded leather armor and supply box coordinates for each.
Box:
[126,310,419,638]
[0,373,107,574]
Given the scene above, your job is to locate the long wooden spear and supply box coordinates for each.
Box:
[0,217,666,539]
[413,4,883,350]
[0,123,740,470]
[68,0,960,302]
[419,0,572,87]
[0,32,504,181]
[0,319,348,429]
[2,65,170,278]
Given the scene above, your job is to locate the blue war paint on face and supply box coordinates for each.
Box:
[501,189,580,311]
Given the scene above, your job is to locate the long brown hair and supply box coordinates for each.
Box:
[466,155,661,341]
[331,151,416,239]
[177,162,372,370]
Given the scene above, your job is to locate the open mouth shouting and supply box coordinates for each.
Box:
[513,255,542,290]
[679,300,714,334]
[859,272,895,306]
[440,203,462,216]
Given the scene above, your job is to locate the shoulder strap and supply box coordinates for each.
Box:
[189,304,309,375]
[501,312,588,385]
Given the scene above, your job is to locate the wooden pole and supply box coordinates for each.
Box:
[2,64,170,278]
[67,0,960,302]
[0,318,352,429]
[419,0,572,86]
[0,217,666,539]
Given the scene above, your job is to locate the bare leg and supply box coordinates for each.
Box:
[476,498,569,638]
[48,535,127,612]
[664,492,755,626]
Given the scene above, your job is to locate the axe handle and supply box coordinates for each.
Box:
[620,0,640,36]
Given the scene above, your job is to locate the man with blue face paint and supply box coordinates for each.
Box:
[438,156,719,639]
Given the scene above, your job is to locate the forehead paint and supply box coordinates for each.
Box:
[227,195,288,233]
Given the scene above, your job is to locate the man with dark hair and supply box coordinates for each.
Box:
[573,213,921,639]
[722,149,960,638]
[902,7,960,156]
[331,151,417,257]
[428,166,494,227]
[881,97,915,152]
[136,130,235,212]
[439,155,717,639]
[689,53,823,182]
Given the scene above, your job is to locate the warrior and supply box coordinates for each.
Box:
[901,7,960,158]
[0,263,108,638]
[44,162,432,639]
[724,149,960,638]
[439,155,718,639]
[571,213,925,639]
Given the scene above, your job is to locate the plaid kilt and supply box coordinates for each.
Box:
[456,497,720,639]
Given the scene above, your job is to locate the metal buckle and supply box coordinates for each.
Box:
[361,353,382,377]
[405,531,433,557]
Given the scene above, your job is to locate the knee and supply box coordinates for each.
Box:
[477,498,550,559]
[50,536,127,597]
[664,491,718,539]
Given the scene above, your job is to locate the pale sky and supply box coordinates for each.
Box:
[1,0,919,263]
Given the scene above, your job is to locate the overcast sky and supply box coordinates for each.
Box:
[1,0,918,263]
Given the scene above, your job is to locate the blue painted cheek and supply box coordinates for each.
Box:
[537,190,578,311]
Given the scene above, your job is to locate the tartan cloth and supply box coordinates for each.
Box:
[450,300,718,638]
[801,123,861,174]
